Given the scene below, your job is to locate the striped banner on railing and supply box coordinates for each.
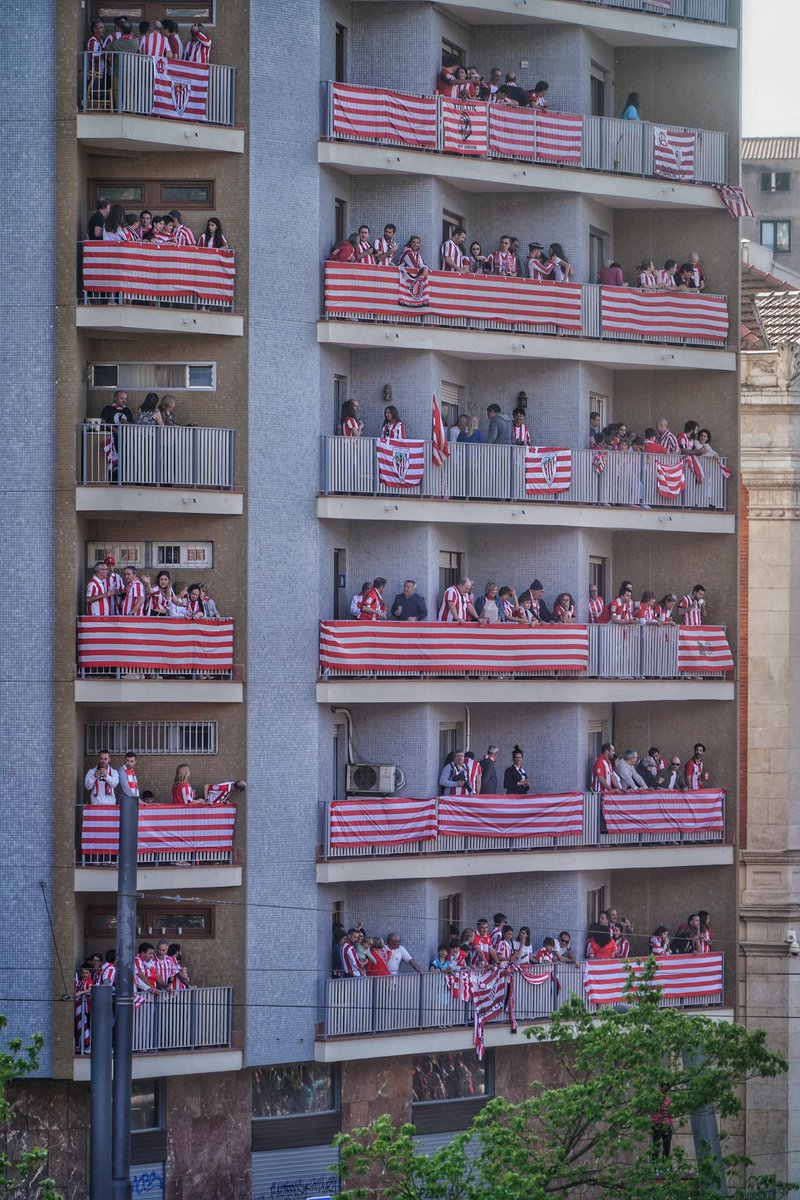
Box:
[601,789,725,835]
[319,620,589,675]
[82,242,235,302]
[584,953,724,1005]
[81,804,236,853]
[600,286,728,343]
[438,794,583,838]
[152,57,209,120]
[77,617,233,671]
[535,110,583,163]
[441,98,488,155]
[677,625,734,672]
[653,127,695,180]
[331,83,437,147]
[329,797,437,847]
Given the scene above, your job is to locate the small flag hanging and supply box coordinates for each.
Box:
[716,184,755,219]
[656,461,686,498]
[431,394,449,468]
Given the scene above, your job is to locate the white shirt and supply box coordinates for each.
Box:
[85,765,119,804]
[386,945,412,975]
[448,425,462,443]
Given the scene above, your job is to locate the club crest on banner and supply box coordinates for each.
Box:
[392,447,410,481]
[171,81,192,116]
[458,108,474,143]
[540,451,559,489]
[376,438,425,488]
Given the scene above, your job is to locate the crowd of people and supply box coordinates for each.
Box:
[599,251,706,291]
[332,905,714,981]
[74,941,193,1052]
[592,742,711,792]
[87,202,227,249]
[436,61,551,108]
[84,749,246,807]
[86,16,212,67]
[99,388,179,431]
[589,414,721,460]
[86,558,226,622]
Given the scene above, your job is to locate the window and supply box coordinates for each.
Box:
[442,210,464,248]
[438,894,461,944]
[89,362,217,391]
[412,1051,492,1103]
[588,721,604,788]
[587,887,607,927]
[439,551,462,598]
[85,904,214,939]
[438,722,463,767]
[253,1064,339,1118]
[160,182,214,206]
[92,180,215,212]
[439,380,461,429]
[335,23,347,83]
[590,65,606,117]
[131,1080,164,1132]
[332,900,342,931]
[93,4,216,29]
[589,392,607,432]
[87,542,213,569]
[589,229,608,284]
[334,198,346,244]
[441,37,463,64]
[85,721,218,756]
[88,542,144,568]
[589,556,606,600]
[333,548,347,620]
[761,220,791,254]
[154,542,212,568]
[760,171,791,193]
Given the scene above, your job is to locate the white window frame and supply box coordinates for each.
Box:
[87,542,145,568]
[85,721,218,756]
[154,542,213,570]
[89,362,217,391]
[86,541,213,569]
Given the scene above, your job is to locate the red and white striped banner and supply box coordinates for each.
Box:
[438,794,583,839]
[656,460,686,497]
[601,789,724,835]
[329,797,437,848]
[81,804,236,854]
[330,83,437,148]
[82,242,235,303]
[152,57,209,121]
[584,953,723,1006]
[319,621,589,675]
[716,184,754,219]
[488,105,535,159]
[77,617,234,671]
[376,438,425,487]
[653,127,695,180]
[677,625,734,672]
[600,286,728,343]
[324,263,583,331]
[472,966,508,1057]
[525,447,572,494]
[534,110,583,163]
[441,98,488,155]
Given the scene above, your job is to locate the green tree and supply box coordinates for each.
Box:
[0,1017,61,1199]
[335,965,793,1200]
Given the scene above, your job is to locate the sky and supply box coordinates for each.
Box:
[742,0,800,136]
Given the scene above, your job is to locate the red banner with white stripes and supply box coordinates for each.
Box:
[652,127,695,181]
[330,84,437,148]
[77,617,234,671]
[488,105,535,159]
[319,620,589,675]
[525,447,572,494]
[81,804,236,854]
[677,626,734,672]
[438,794,583,839]
[441,98,488,155]
[376,438,425,487]
[601,789,724,835]
[152,57,209,121]
[324,263,583,331]
[656,460,686,497]
[584,954,723,1006]
[534,110,583,163]
[329,798,437,848]
[82,242,235,303]
[600,286,728,343]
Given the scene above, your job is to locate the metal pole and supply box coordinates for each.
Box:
[90,984,113,1200]
[111,794,137,1200]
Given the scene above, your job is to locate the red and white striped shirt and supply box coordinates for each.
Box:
[342,416,359,437]
[100,961,116,986]
[636,601,657,622]
[527,256,555,281]
[152,955,179,987]
[614,937,631,958]
[147,586,175,616]
[139,31,170,58]
[488,250,516,276]
[381,419,405,440]
[609,596,634,621]
[496,938,514,961]
[554,603,575,623]
[658,429,680,454]
[678,431,695,452]
[340,941,363,977]
[358,587,386,621]
[373,237,397,266]
[639,271,658,288]
[588,595,605,623]
[438,585,467,622]
[122,577,145,615]
[356,240,375,265]
[86,35,107,72]
[679,594,703,626]
[441,239,467,271]
[451,757,482,795]
[512,422,529,444]
[87,574,113,617]
[172,223,196,247]
[154,230,174,244]
[184,31,212,64]
[657,269,676,288]
[206,781,234,804]
[172,782,195,806]
[684,757,707,790]
[592,755,616,791]
[655,604,675,623]
[134,956,157,992]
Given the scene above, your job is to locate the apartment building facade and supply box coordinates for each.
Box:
[742,137,800,279]
[2,0,744,1196]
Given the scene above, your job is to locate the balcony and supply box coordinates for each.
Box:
[78,52,244,153]
[320,266,734,370]
[316,790,732,882]
[75,803,243,891]
[323,83,729,207]
[317,621,734,703]
[318,439,733,533]
[75,617,243,703]
[77,243,243,337]
[73,986,241,1080]
[78,423,242,516]
[316,957,727,1060]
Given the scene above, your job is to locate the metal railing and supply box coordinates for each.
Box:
[79,242,236,314]
[76,805,236,868]
[79,52,237,127]
[320,439,728,511]
[319,791,725,860]
[325,84,728,186]
[75,985,233,1054]
[320,959,724,1038]
[77,616,234,681]
[571,0,729,21]
[81,423,235,489]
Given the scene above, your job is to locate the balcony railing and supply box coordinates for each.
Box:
[320,789,726,859]
[320,439,729,511]
[75,986,233,1055]
[567,0,729,22]
[326,83,728,186]
[78,803,237,867]
[323,265,729,348]
[320,957,724,1038]
[80,51,237,127]
[77,616,234,680]
[79,242,236,313]
[319,621,734,680]
[81,423,235,490]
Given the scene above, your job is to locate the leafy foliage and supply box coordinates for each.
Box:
[335,963,794,1200]
[0,1017,61,1199]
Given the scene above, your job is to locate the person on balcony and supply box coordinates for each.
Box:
[113,19,139,53]
[200,584,224,619]
[328,233,357,263]
[168,210,196,248]
[162,19,183,59]
[359,578,388,621]
[184,23,212,64]
[85,751,119,804]
[596,261,624,287]
[471,920,498,967]
[488,235,516,275]
[204,780,247,804]
[474,582,502,623]
[138,20,172,58]
[637,756,659,788]
[390,580,427,621]
[166,944,191,989]
[381,405,405,440]
[638,260,659,289]
[435,54,459,97]
[120,567,146,617]
[588,583,606,623]
[144,570,176,617]
[468,240,490,274]
[385,932,422,975]
[487,67,503,96]
[514,591,538,626]
[592,743,620,792]
[649,927,672,955]
[617,750,648,792]
[135,393,164,426]
[365,937,390,976]
[528,81,549,109]
[656,756,688,791]
[478,745,499,794]
[438,577,478,623]
[86,561,115,617]
[441,226,469,272]
[636,591,658,622]
[461,414,484,443]
[173,763,203,806]
[152,942,180,990]
[679,584,706,626]
[118,752,140,802]
[555,931,576,963]
[353,225,375,265]
[86,20,109,80]
[684,743,710,790]
[102,556,125,614]
[527,581,553,623]
[553,593,576,622]
[613,924,631,958]
[486,403,513,444]
[397,236,429,307]
[102,204,128,242]
[688,252,705,290]
[350,582,370,618]
[372,224,397,267]
[134,944,158,996]
[439,749,481,795]
[658,259,678,288]
[655,593,679,623]
[586,923,616,960]
[503,745,530,795]
[99,950,116,986]
[620,91,641,121]
[88,198,110,241]
[340,399,363,438]
[549,243,573,282]
[609,582,635,623]
[526,243,555,282]
[511,407,530,444]
[678,420,701,453]
[159,395,177,424]
[198,217,228,249]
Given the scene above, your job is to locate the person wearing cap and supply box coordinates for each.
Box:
[526,243,555,281]
[167,210,196,247]
[527,580,553,623]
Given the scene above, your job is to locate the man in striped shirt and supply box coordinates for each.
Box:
[167,210,196,247]
[121,567,146,615]
[656,418,679,454]
[679,584,705,626]
[86,562,114,616]
[358,578,388,621]
[340,929,364,977]
[373,224,398,267]
[437,578,478,623]
[684,743,709,790]
[138,20,172,58]
[441,226,469,272]
[152,942,179,989]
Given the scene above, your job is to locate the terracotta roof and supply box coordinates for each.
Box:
[742,137,800,162]
[741,261,800,350]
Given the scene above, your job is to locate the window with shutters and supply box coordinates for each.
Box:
[441,37,463,64]
[154,542,212,568]
[438,551,462,598]
[89,362,217,391]
[438,380,461,429]
[87,542,213,569]
[589,391,607,431]
[85,721,218,756]
[88,542,145,568]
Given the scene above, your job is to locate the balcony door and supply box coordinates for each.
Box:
[589,556,607,602]
[333,548,347,619]
[590,65,606,117]
[587,722,603,789]
[589,228,608,283]
[438,893,462,944]
[439,380,461,431]
[439,551,463,602]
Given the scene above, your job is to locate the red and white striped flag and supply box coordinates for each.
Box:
[584,954,723,1006]
[488,105,535,159]
[329,797,437,848]
[534,110,583,164]
[719,461,732,479]
[431,395,449,467]
[77,616,233,671]
[677,626,734,672]
[472,967,510,1058]
[441,98,488,156]
[716,184,754,219]
[600,286,728,343]
[438,794,583,839]
[376,438,425,488]
[152,57,209,121]
[83,243,235,303]
[656,461,686,498]
[653,127,695,181]
[81,804,236,854]
[601,789,724,836]
[592,450,607,475]
[525,447,572,494]
[686,455,705,483]
[330,83,438,148]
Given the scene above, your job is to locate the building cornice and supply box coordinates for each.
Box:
[739,941,800,959]
[741,850,800,864]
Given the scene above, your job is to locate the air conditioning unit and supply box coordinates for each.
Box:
[346,763,405,795]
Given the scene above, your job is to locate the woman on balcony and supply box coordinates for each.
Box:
[340,399,363,437]
[620,91,641,121]
[467,241,491,274]
[198,217,228,249]
[135,393,164,426]
[548,243,573,283]
[381,405,405,440]
[638,260,659,289]
[511,407,530,444]
[397,236,429,308]
[145,570,177,617]
[636,591,658,622]
[102,204,128,241]
[503,746,530,795]
[172,764,203,806]
[655,593,679,623]
[553,593,576,622]
[526,243,555,282]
